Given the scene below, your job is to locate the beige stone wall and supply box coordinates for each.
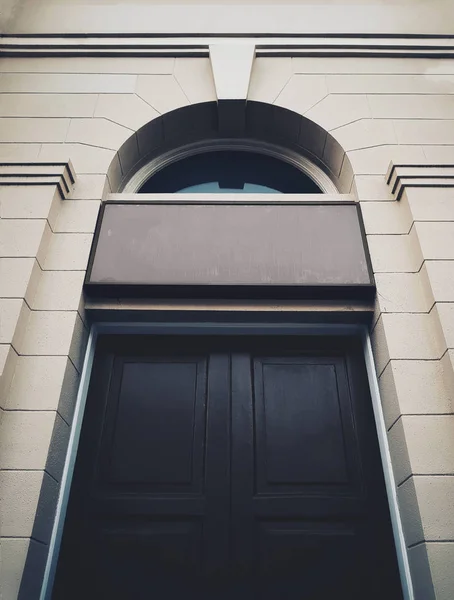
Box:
[2,0,454,35]
[0,41,454,600]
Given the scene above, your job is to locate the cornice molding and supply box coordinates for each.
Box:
[1,34,454,58]
[0,161,76,199]
[387,162,454,200]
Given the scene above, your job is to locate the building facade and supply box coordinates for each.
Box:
[1,1,454,598]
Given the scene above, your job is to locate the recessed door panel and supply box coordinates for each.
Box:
[255,359,350,490]
[101,359,205,489]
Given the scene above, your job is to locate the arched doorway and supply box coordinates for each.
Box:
[52,104,403,600]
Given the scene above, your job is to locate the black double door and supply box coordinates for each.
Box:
[54,335,403,599]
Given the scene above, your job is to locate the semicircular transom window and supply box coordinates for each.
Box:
[138,150,322,194]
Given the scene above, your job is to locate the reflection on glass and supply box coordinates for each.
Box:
[139,150,322,194]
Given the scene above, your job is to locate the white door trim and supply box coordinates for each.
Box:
[40,321,413,600]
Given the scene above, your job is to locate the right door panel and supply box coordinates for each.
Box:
[230,338,403,600]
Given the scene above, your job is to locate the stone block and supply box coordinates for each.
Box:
[15,310,80,357]
[394,119,454,145]
[274,74,328,115]
[118,134,141,178]
[423,145,454,162]
[106,153,123,193]
[136,75,189,114]
[162,101,217,144]
[0,93,98,117]
[414,477,454,544]
[330,119,396,152]
[381,312,446,361]
[327,73,454,95]
[69,174,109,200]
[293,57,454,75]
[348,144,426,176]
[0,185,57,220]
[30,471,59,544]
[0,219,48,259]
[408,544,436,600]
[388,418,411,485]
[31,270,85,311]
[426,542,454,600]
[43,233,93,271]
[322,134,345,177]
[248,57,293,103]
[66,117,132,151]
[0,411,56,471]
[335,153,354,193]
[0,258,39,301]
[374,272,433,314]
[0,538,29,600]
[39,143,115,175]
[0,72,137,94]
[46,411,71,481]
[367,227,423,273]
[0,470,43,538]
[400,476,454,547]
[373,313,445,375]
[0,299,30,350]
[136,117,164,158]
[15,538,48,600]
[416,222,454,260]
[368,95,454,119]
[360,200,412,235]
[305,94,370,131]
[68,313,89,373]
[379,360,452,430]
[174,58,217,104]
[398,476,423,547]
[54,200,100,234]
[355,176,394,201]
[425,261,454,303]
[405,187,454,222]
[435,303,454,349]
[0,343,18,409]
[94,93,159,131]
[389,416,454,485]
[0,118,69,143]
[370,315,390,377]
[0,56,173,74]
[5,356,79,424]
[0,143,41,161]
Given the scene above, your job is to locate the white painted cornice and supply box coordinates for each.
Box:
[1,35,454,58]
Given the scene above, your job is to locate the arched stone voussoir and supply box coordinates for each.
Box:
[108,101,354,195]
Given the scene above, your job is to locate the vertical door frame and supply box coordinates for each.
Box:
[40,321,413,600]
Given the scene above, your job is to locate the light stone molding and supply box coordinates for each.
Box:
[1,35,454,58]
[121,138,338,194]
[387,162,454,200]
[0,161,76,199]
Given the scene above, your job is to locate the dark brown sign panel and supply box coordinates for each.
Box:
[85,202,374,299]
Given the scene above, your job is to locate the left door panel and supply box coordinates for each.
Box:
[53,335,230,600]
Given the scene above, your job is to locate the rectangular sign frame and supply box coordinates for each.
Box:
[84,200,375,301]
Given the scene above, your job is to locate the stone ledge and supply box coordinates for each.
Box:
[387,163,454,200]
[1,35,454,58]
[0,161,76,199]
